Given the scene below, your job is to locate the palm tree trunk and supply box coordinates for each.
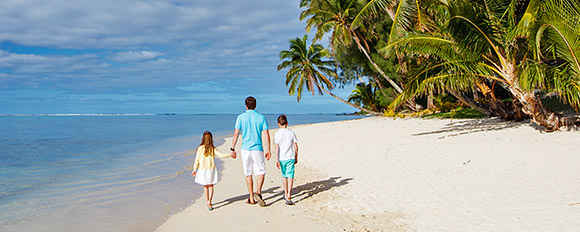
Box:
[317,83,382,115]
[350,29,404,94]
[445,87,492,116]
[509,84,580,131]
[427,90,435,109]
[350,28,423,112]
[355,70,366,84]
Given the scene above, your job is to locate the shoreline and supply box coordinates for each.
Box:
[156,116,580,231]
[0,114,366,232]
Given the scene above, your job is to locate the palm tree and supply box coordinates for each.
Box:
[383,0,580,130]
[300,0,404,94]
[352,0,441,111]
[277,35,381,115]
[348,83,380,111]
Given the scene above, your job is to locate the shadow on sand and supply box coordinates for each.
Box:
[213,176,352,209]
[413,118,529,138]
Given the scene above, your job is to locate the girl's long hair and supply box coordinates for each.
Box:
[200,131,215,157]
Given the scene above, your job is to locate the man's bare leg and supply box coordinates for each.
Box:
[253,174,266,206]
[246,175,255,203]
[256,174,265,195]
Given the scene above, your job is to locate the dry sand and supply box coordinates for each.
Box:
[155,117,580,231]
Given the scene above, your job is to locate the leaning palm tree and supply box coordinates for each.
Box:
[384,0,580,130]
[300,0,404,94]
[277,35,381,115]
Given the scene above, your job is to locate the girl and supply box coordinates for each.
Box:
[192,131,235,211]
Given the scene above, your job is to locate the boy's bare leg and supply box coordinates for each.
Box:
[246,176,255,203]
[282,178,288,200]
[287,178,294,201]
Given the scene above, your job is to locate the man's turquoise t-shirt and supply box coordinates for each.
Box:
[235,110,269,151]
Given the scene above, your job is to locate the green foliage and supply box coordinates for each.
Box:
[383,109,407,118]
[433,93,461,112]
[423,107,487,119]
[381,106,487,119]
[300,0,361,45]
[348,82,399,112]
[376,87,397,108]
[277,35,338,102]
[300,0,405,94]
[528,0,580,109]
[291,0,580,126]
[382,0,580,117]
[348,83,379,110]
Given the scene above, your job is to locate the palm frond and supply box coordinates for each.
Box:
[387,0,417,44]
[535,0,580,74]
[508,0,540,40]
[444,1,507,67]
[278,34,338,102]
[352,0,394,28]
[524,0,580,110]
[380,34,455,58]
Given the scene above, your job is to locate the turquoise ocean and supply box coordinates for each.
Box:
[0,114,364,231]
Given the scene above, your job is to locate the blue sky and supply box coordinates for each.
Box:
[0,0,359,114]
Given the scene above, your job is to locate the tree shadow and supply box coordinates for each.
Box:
[413,118,528,138]
[212,176,352,209]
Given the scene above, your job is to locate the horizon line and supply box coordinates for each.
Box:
[0,112,358,117]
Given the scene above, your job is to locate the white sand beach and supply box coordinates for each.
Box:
[155,116,580,231]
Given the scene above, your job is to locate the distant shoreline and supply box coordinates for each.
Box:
[0,112,361,117]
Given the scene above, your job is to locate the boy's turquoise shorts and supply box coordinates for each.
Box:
[279,159,295,178]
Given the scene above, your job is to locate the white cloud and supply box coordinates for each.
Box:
[110,51,164,62]
[0,49,107,75]
[0,0,305,49]
[0,0,206,48]
[0,0,355,113]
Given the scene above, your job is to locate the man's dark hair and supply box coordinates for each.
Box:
[277,114,287,125]
[245,96,256,110]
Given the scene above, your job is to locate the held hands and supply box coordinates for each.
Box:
[231,150,237,159]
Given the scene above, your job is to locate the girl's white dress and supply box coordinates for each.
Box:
[193,145,231,185]
[195,169,218,185]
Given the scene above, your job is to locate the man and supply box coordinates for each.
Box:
[231,96,271,207]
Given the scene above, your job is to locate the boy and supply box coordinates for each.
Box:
[274,114,298,205]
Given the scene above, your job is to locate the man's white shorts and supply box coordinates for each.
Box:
[241,150,266,176]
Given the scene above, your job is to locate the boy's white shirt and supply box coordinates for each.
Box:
[274,128,298,161]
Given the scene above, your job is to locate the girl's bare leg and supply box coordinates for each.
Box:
[203,185,210,206]
[207,184,214,207]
